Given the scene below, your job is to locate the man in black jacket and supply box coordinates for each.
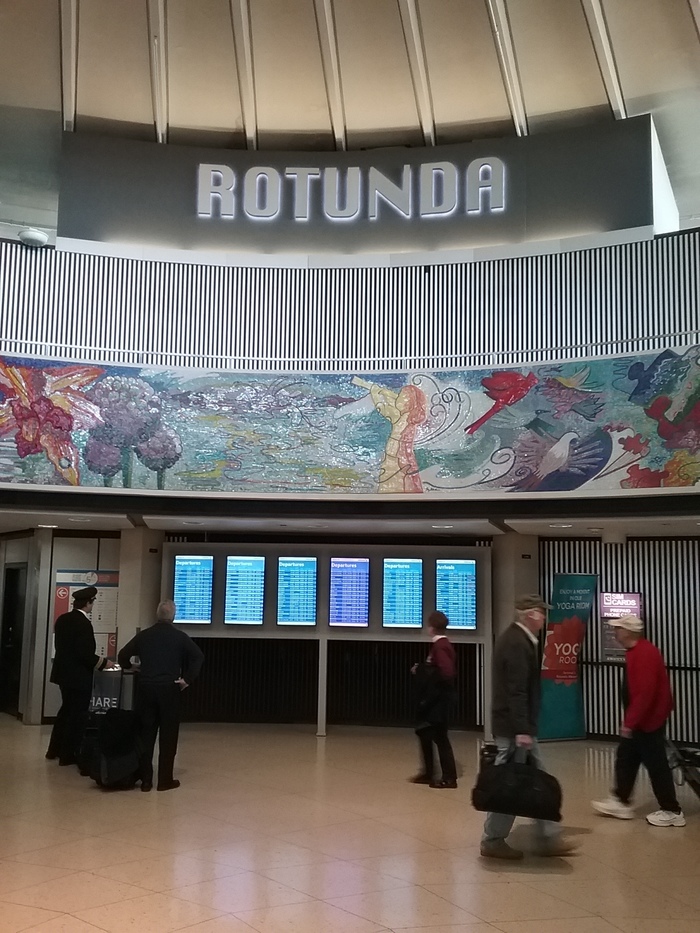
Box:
[118,600,204,792]
[47,586,115,766]
[481,594,576,860]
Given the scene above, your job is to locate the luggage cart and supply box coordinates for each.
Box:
[667,741,700,800]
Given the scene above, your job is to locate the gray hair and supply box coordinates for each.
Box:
[157,600,176,622]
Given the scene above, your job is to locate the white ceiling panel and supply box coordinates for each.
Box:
[333,0,422,147]
[418,0,513,141]
[0,511,132,534]
[142,514,501,536]
[251,0,334,149]
[507,516,700,538]
[0,0,61,110]
[507,0,611,130]
[76,0,154,137]
[167,0,245,147]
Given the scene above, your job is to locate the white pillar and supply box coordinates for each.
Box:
[492,533,540,638]
[117,528,165,647]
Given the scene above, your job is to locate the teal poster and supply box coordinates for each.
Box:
[538,573,598,740]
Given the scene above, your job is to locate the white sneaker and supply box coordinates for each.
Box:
[646,809,686,827]
[592,796,635,820]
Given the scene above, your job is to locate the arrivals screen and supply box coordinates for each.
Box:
[329,557,369,627]
[277,557,317,626]
[436,559,477,629]
[173,555,213,624]
[224,556,265,624]
[383,558,423,628]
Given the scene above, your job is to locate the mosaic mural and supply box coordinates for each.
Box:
[1,347,700,497]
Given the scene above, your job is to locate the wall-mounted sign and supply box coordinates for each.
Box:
[56,115,674,264]
[600,592,642,661]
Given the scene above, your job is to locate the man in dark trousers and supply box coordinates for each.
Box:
[47,585,115,766]
[592,613,684,827]
[118,599,204,792]
[409,610,458,788]
[481,594,576,860]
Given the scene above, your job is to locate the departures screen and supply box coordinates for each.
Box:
[277,557,317,625]
[329,557,369,627]
[224,556,265,624]
[383,558,423,627]
[173,555,213,624]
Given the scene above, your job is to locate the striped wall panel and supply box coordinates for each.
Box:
[1,232,700,371]
[540,537,700,743]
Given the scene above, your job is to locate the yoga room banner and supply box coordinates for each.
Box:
[538,573,598,740]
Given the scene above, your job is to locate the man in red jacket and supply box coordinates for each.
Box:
[592,614,684,827]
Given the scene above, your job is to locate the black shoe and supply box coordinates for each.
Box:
[408,773,432,784]
[429,779,458,789]
[45,751,58,761]
[157,779,180,792]
[141,781,153,792]
[58,757,77,767]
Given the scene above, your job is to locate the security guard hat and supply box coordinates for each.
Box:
[72,586,97,602]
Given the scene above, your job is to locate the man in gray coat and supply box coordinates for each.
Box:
[481,594,576,860]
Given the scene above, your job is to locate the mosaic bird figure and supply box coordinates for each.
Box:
[465,371,537,434]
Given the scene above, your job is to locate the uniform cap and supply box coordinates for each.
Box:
[72,586,97,602]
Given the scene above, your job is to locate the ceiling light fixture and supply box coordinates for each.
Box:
[182,520,203,525]
[68,517,91,523]
[37,524,58,529]
[587,527,603,532]
[432,524,454,529]
[549,523,573,528]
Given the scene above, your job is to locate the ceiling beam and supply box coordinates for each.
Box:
[313,0,347,150]
[397,0,436,146]
[688,0,700,43]
[485,0,528,137]
[580,0,627,119]
[147,0,169,143]
[229,0,258,149]
[59,0,79,132]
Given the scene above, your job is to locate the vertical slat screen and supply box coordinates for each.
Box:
[540,537,700,744]
[327,641,479,729]
[1,232,699,371]
[181,638,318,723]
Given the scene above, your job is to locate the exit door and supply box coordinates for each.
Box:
[0,564,27,717]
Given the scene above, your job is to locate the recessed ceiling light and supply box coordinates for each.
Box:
[69,517,91,523]
[432,524,454,529]
[38,524,58,529]
[182,520,203,525]
[549,523,573,528]
[588,527,603,532]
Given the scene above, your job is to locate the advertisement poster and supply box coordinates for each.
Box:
[600,592,642,662]
[538,573,598,740]
[53,570,120,658]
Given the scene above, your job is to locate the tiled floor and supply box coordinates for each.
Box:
[1,716,699,933]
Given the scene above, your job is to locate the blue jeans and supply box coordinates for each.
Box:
[481,736,560,844]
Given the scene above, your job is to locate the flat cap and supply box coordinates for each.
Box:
[72,586,97,602]
[515,593,551,611]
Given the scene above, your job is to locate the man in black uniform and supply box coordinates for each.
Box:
[118,599,204,792]
[47,585,115,765]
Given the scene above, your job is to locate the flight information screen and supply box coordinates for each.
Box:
[436,559,477,629]
[173,555,213,624]
[224,556,265,624]
[277,557,317,626]
[383,558,423,628]
[329,557,370,627]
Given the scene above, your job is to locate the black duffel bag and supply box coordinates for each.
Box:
[471,754,562,823]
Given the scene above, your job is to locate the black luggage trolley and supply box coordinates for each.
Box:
[79,669,139,790]
[667,741,700,800]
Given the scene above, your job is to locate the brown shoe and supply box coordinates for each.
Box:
[480,840,524,860]
[535,838,579,857]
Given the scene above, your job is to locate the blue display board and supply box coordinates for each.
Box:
[224,556,265,624]
[173,555,213,624]
[383,558,423,628]
[329,557,369,627]
[436,559,477,629]
[277,557,317,626]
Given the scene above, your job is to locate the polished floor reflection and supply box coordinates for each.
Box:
[0,715,699,932]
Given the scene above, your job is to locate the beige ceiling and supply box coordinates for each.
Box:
[1,0,700,236]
